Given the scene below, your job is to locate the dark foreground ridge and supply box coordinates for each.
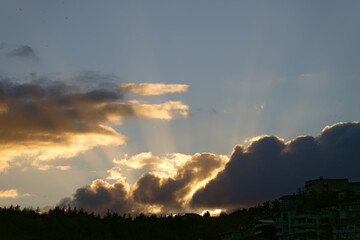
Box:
[0,205,269,240]
[1,177,360,240]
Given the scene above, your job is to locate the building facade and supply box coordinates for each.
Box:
[276,177,360,240]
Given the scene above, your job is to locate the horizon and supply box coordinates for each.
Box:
[1,0,360,216]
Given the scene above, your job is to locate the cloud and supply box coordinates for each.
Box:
[59,122,360,214]
[0,73,189,172]
[243,135,267,144]
[118,83,190,96]
[31,163,72,171]
[58,179,132,215]
[55,165,71,171]
[106,167,126,180]
[111,152,192,176]
[132,153,228,212]
[60,152,228,215]
[126,100,189,120]
[190,122,360,210]
[0,189,30,198]
[7,45,38,60]
[0,189,19,198]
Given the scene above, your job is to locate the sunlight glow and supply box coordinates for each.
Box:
[244,135,271,144]
[182,155,229,204]
[118,83,190,96]
[112,152,191,177]
[200,209,224,217]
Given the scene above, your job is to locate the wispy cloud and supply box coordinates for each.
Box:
[118,83,190,96]
[7,45,38,60]
[111,152,192,178]
[0,189,30,198]
[0,189,19,198]
[127,100,189,120]
[106,167,127,181]
[31,163,72,171]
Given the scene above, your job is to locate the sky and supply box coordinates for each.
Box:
[1,0,360,215]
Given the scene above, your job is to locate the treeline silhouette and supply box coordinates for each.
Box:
[0,200,280,240]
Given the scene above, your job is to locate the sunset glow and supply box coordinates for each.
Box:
[1,1,360,219]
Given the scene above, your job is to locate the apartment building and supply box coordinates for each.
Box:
[305,177,360,196]
[276,208,331,240]
[276,177,360,240]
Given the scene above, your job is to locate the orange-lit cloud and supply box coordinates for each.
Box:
[191,122,360,210]
[126,100,189,120]
[243,134,276,145]
[30,163,72,171]
[111,152,192,177]
[0,189,19,198]
[0,102,8,114]
[118,83,190,96]
[0,189,30,198]
[133,152,228,209]
[59,122,360,215]
[0,74,189,172]
[106,167,126,181]
[60,152,228,215]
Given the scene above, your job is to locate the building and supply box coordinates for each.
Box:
[218,219,276,240]
[349,182,360,196]
[254,219,276,239]
[277,177,360,240]
[276,209,331,240]
[218,231,242,240]
[333,221,360,240]
[332,200,360,240]
[305,177,360,196]
[305,177,349,196]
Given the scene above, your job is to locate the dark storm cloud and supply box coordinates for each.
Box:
[190,122,360,210]
[57,122,360,214]
[59,180,132,215]
[7,45,38,60]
